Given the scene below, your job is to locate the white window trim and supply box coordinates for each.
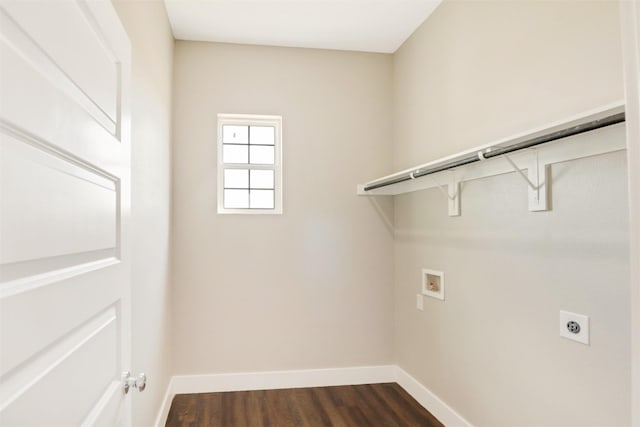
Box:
[217,113,283,214]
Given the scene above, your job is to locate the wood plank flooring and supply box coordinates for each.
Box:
[165,383,444,427]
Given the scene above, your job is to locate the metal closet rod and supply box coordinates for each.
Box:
[364,112,626,192]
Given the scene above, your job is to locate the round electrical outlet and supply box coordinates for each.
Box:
[567,320,581,334]
[560,311,589,345]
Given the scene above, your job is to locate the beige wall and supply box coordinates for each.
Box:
[393,1,630,426]
[171,42,394,374]
[113,2,174,426]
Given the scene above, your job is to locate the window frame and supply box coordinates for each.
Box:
[217,113,283,214]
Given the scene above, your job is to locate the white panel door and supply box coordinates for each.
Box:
[0,0,132,425]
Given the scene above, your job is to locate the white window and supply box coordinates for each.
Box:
[217,114,283,214]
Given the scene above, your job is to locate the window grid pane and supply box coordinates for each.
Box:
[249,146,275,165]
[224,169,249,189]
[249,189,275,209]
[249,126,275,145]
[224,189,249,209]
[223,125,248,144]
[223,145,249,164]
[249,170,274,189]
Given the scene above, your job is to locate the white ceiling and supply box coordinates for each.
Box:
[164,0,442,53]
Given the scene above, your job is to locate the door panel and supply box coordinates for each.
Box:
[0,7,121,163]
[1,1,119,125]
[1,133,117,265]
[0,308,118,426]
[0,269,120,378]
[0,0,131,425]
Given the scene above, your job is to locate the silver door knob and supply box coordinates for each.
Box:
[122,371,147,394]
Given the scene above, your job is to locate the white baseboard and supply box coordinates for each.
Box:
[395,367,473,427]
[154,365,473,427]
[170,365,396,394]
[153,377,175,427]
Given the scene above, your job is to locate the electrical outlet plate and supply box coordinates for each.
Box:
[559,310,590,345]
[422,269,444,300]
[416,294,424,311]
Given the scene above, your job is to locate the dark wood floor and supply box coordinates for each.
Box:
[165,383,444,427]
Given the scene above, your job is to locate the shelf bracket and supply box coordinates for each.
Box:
[503,151,549,212]
[431,173,460,216]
